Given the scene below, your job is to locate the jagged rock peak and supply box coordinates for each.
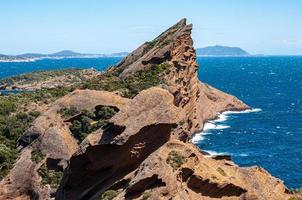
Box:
[111,18,193,78]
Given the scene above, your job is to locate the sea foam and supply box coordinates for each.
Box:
[192,108,262,145]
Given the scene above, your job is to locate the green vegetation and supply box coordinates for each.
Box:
[100,190,119,200]
[0,68,85,86]
[31,150,45,163]
[159,39,173,48]
[217,167,227,176]
[0,99,16,115]
[0,87,73,108]
[0,144,17,179]
[143,40,157,55]
[0,95,41,180]
[0,110,40,179]
[166,150,187,170]
[142,191,151,200]
[142,38,173,54]
[0,85,71,181]
[288,197,297,200]
[20,87,73,104]
[38,164,63,187]
[58,106,79,118]
[0,62,170,180]
[80,63,170,98]
[70,106,118,142]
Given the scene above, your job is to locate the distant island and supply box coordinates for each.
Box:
[0,46,252,62]
[0,50,129,62]
[196,45,249,56]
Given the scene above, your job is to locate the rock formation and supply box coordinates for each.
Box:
[0,19,298,200]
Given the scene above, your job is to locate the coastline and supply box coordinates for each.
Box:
[192,108,262,156]
[0,55,126,63]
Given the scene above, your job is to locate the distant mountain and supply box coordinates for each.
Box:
[0,54,9,58]
[107,52,129,57]
[196,45,249,56]
[17,53,45,58]
[0,50,129,61]
[48,50,84,57]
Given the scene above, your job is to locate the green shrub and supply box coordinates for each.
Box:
[80,63,170,98]
[96,106,118,120]
[0,68,84,86]
[143,40,157,55]
[142,191,151,200]
[0,99,16,115]
[0,111,39,180]
[101,190,119,200]
[69,106,118,142]
[38,164,63,188]
[31,150,45,163]
[159,39,173,48]
[217,167,227,176]
[0,62,170,180]
[58,106,79,118]
[70,116,91,141]
[167,151,187,170]
[0,144,17,179]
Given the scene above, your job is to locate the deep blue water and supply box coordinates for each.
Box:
[0,56,301,188]
[196,56,302,189]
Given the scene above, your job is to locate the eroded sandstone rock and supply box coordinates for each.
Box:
[0,19,296,200]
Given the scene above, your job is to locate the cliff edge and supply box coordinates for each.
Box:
[0,19,297,200]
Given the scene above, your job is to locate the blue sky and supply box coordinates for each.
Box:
[1,0,302,55]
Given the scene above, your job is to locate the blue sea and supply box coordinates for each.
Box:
[0,56,301,189]
[0,58,121,79]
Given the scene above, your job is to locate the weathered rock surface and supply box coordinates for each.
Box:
[0,19,297,200]
[0,90,129,199]
[112,18,248,141]
[55,19,292,200]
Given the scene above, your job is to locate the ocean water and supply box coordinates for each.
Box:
[196,56,302,189]
[0,56,301,188]
[0,57,122,79]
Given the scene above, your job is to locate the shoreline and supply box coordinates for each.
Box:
[0,55,126,63]
[192,108,262,156]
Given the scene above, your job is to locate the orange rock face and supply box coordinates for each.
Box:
[0,19,297,200]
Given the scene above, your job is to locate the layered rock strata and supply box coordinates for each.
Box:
[0,19,297,200]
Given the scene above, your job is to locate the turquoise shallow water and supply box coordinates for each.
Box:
[0,56,301,188]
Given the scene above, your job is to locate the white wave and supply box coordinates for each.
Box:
[204,150,230,157]
[212,114,228,123]
[216,124,230,129]
[203,122,230,131]
[192,133,205,143]
[203,122,216,130]
[223,108,262,115]
[205,151,249,158]
[192,131,213,144]
[191,108,261,144]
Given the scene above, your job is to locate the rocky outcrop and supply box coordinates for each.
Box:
[56,87,183,200]
[0,19,296,200]
[112,18,248,140]
[55,19,292,200]
[0,90,129,199]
